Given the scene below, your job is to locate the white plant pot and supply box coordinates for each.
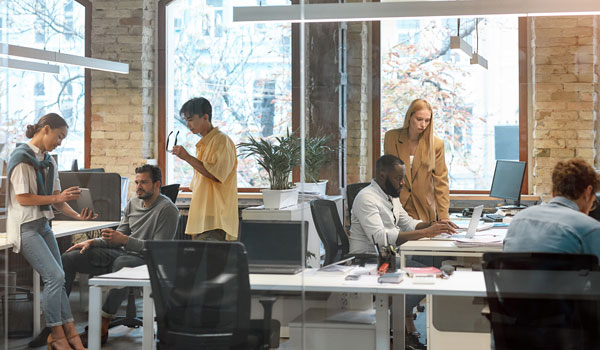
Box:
[294,180,328,196]
[261,188,299,209]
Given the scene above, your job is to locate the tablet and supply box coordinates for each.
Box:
[76,188,95,212]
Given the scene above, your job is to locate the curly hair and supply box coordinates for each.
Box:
[552,158,600,199]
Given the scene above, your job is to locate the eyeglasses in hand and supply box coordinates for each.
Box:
[166,130,180,152]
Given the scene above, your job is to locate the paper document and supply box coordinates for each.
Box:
[96,265,149,280]
[454,236,503,248]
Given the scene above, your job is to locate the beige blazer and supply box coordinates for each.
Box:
[383,128,450,221]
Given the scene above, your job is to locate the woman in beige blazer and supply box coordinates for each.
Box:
[384,99,450,222]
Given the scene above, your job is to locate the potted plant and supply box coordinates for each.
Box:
[238,132,300,209]
[295,134,335,196]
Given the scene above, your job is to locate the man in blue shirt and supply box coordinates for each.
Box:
[504,158,600,260]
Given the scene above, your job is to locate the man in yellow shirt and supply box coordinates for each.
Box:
[171,97,238,241]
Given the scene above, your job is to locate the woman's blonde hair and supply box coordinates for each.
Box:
[402,99,435,171]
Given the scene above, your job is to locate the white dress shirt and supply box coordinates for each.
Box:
[349,179,421,254]
[7,143,60,253]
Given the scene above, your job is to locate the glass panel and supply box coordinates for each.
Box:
[165,0,292,187]
[0,0,7,348]
[381,17,519,190]
[1,0,85,171]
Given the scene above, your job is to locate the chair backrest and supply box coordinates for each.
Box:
[346,182,369,221]
[160,184,180,203]
[310,199,347,265]
[482,252,600,350]
[145,241,251,350]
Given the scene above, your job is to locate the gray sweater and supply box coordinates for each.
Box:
[93,194,179,253]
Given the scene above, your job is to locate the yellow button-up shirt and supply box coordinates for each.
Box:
[186,127,238,240]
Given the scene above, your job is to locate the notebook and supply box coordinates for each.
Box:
[239,220,308,274]
[432,205,490,240]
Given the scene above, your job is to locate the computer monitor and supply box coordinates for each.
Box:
[489,160,527,209]
[239,220,308,266]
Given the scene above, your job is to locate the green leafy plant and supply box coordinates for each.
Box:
[303,135,335,183]
[238,132,300,190]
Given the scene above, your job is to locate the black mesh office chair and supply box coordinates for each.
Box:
[346,182,369,223]
[160,184,180,203]
[145,241,279,350]
[482,252,600,350]
[310,199,376,266]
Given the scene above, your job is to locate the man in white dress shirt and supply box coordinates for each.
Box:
[349,154,456,350]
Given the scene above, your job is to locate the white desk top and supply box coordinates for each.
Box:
[52,220,119,238]
[0,220,118,249]
[90,266,486,297]
[400,227,507,253]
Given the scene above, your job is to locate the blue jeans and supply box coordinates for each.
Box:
[20,218,73,327]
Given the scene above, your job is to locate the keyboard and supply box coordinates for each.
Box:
[484,214,505,222]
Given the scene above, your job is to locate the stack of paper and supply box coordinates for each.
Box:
[316,264,356,275]
[454,236,503,247]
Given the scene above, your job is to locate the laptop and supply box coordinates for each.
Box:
[239,220,308,274]
[432,205,491,240]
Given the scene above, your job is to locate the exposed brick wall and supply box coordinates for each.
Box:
[89,0,156,195]
[346,21,370,184]
[531,16,599,200]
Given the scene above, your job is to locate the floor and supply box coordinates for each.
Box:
[7,288,427,350]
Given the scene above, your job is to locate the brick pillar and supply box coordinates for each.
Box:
[346,21,371,184]
[531,16,599,200]
[89,0,156,183]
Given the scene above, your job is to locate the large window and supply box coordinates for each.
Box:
[165,0,292,188]
[381,17,519,190]
[0,0,86,170]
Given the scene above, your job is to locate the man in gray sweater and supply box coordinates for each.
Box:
[61,164,179,345]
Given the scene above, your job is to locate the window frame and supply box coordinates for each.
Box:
[372,17,529,195]
[157,0,298,191]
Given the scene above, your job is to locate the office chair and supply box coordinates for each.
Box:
[482,252,600,350]
[310,199,376,266]
[160,184,180,203]
[346,182,369,223]
[145,240,280,350]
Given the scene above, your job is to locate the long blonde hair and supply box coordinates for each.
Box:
[402,99,435,172]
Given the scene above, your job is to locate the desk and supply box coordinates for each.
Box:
[32,221,119,336]
[399,228,507,269]
[88,267,486,350]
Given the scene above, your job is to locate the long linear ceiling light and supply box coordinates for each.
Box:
[233,0,600,23]
[449,19,472,59]
[1,57,60,74]
[0,43,129,74]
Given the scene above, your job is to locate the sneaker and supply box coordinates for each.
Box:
[406,332,427,350]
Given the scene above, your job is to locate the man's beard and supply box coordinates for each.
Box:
[383,178,400,198]
[137,189,154,200]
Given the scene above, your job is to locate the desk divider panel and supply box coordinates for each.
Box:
[57,172,122,221]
